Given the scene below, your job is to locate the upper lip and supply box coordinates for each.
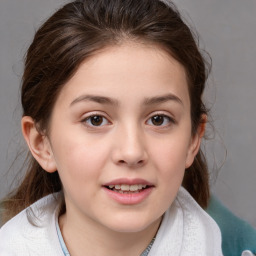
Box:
[103,178,154,186]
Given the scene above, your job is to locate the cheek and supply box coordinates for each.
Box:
[149,141,188,213]
[51,135,110,183]
[156,144,187,187]
[150,135,191,172]
[149,132,191,196]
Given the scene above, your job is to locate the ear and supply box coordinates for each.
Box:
[21,116,57,173]
[185,115,207,168]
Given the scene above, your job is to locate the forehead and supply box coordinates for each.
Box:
[55,42,190,109]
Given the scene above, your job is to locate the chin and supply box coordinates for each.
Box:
[104,213,161,233]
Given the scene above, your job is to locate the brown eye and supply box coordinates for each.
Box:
[91,116,103,126]
[151,115,164,126]
[85,115,109,126]
[147,115,172,126]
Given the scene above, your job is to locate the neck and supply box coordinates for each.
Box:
[59,211,161,256]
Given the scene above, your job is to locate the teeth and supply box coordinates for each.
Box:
[108,184,148,192]
[130,185,139,191]
[120,184,130,191]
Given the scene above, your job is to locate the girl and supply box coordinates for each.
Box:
[0,0,223,255]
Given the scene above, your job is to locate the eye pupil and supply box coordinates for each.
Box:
[151,115,164,126]
[91,116,103,126]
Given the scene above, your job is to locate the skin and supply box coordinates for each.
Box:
[22,42,203,256]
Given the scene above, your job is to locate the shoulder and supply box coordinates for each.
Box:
[175,187,223,253]
[207,195,256,256]
[0,193,63,255]
[148,187,223,256]
[175,187,222,239]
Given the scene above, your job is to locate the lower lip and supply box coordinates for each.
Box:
[102,187,153,205]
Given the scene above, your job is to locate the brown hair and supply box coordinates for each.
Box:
[1,0,210,223]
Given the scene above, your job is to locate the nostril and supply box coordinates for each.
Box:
[117,159,145,166]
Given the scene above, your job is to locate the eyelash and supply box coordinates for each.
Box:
[81,113,175,128]
[82,114,110,127]
[146,114,175,127]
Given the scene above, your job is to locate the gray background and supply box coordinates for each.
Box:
[0,0,255,227]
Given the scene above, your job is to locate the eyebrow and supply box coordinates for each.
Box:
[70,93,183,107]
[143,93,183,106]
[70,94,119,107]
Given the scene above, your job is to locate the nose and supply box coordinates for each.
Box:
[111,124,148,168]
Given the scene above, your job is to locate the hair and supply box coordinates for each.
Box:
[1,0,211,223]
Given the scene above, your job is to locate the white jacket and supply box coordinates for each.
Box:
[0,187,223,255]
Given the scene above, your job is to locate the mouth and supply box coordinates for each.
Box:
[104,184,153,194]
[102,178,154,204]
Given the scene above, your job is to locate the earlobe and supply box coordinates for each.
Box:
[21,116,57,173]
[185,115,207,168]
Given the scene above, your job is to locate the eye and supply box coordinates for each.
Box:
[146,114,173,126]
[83,115,110,127]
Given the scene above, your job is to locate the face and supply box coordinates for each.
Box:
[42,43,200,233]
